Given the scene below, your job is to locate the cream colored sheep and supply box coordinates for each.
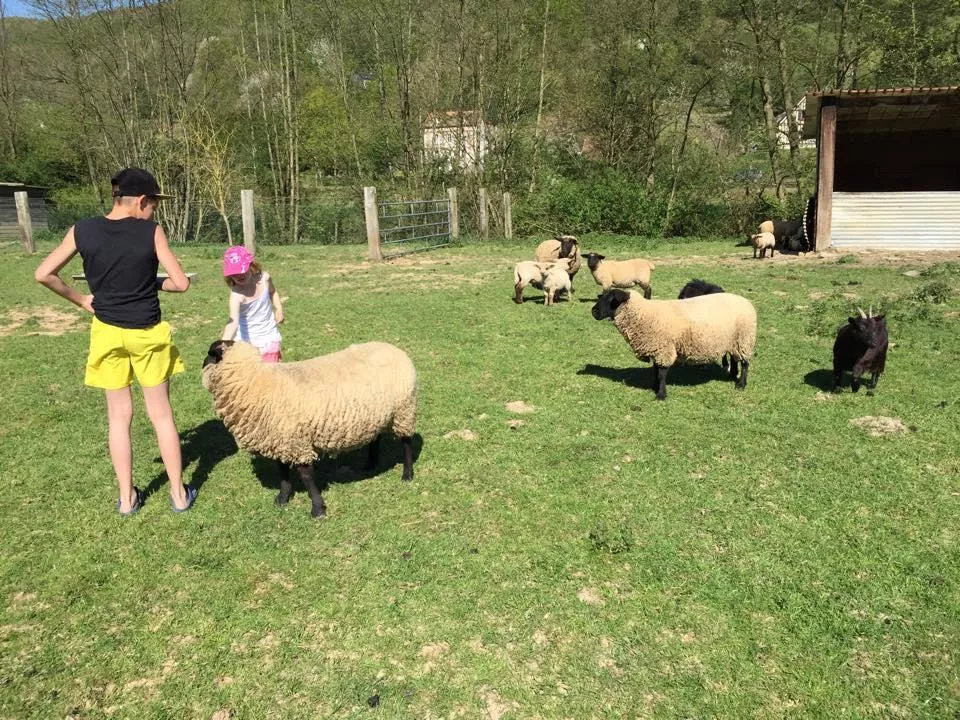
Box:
[513,258,569,303]
[750,231,776,259]
[535,235,582,291]
[584,253,654,298]
[542,264,572,306]
[202,339,417,518]
[591,289,756,400]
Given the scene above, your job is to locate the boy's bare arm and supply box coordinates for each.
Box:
[154,226,190,292]
[34,228,94,313]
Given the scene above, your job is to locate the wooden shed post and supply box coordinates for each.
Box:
[14,191,34,254]
[364,186,383,261]
[447,187,459,238]
[502,191,513,239]
[478,187,489,240]
[241,189,256,252]
[815,99,837,251]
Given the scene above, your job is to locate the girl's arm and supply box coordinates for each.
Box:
[222,292,242,340]
[153,225,190,292]
[267,273,284,324]
[34,227,94,313]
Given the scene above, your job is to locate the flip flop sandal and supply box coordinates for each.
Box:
[117,486,144,516]
[171,484,197,513]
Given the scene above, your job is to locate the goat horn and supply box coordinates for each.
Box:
[868,305,873,318]
[856,306,867,319]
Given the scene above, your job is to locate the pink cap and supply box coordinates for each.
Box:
[223,246,254,276]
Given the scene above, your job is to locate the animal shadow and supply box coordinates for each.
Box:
[147,419,239,497]
[579,362,729,390]
[250,433,425,492]
[803,368,835,391]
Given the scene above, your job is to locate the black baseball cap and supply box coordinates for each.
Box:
[111,167,173,199]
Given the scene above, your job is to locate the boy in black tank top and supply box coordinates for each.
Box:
[35,168,198,514]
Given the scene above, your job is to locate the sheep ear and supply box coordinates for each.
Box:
[848,317,857,326]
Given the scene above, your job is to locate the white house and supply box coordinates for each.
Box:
[776,96,816,149]
[422,110,490,172]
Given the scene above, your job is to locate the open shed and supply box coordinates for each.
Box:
[802,86,960,250]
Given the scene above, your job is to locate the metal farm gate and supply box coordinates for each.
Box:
[378,196,452,258]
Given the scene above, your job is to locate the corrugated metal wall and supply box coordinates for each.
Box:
[832,192,960,249]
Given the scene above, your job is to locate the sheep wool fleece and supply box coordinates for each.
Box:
[613,292,756,366]
[205,341,417,465]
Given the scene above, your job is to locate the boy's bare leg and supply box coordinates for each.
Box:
[105,387,137,512]
[142,381,187,509]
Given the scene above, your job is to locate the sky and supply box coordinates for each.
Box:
[2,0,35,18]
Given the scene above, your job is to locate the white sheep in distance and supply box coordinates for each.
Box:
[542,264,572,305]
[513,258,570,303]
[750,231,776,259]
[591,288,757,400]
[202,339,418,518]
[535,235,582,292]
[584,253,654,298]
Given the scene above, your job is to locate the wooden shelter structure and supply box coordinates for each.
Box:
[0,182,49,240]
[802,87,960,250]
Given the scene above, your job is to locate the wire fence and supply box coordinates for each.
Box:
[378,197,452,257]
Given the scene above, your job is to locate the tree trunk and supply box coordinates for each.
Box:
[528,0,550,193]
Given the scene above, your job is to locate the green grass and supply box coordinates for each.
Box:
[1,236,958,718]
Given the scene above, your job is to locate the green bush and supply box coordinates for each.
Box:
[47,186,105,231]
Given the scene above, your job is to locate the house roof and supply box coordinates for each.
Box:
[422,110,485,129]
[802,86,960,138]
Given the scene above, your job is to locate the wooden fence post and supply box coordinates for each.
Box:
[502,192,512,239]
[241,189,256,252]
[14,191,34,254]
[447,187,459,239]
[478,187,489,240]
[364,186,383,261]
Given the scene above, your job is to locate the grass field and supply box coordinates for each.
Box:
[1,237,958,719]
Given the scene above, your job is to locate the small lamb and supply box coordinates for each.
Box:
[750,232,776,259]
[584,253,654,298]
[542,264,572,305]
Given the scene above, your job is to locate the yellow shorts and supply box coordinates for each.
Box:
[85,317,185,390]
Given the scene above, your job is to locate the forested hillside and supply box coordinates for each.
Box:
[1,0,957,240]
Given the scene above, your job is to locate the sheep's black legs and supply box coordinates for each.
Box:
[297,463,327,519]
[721,354,730,371]
[400,436,414,482]
[866,371,880,396]
[729,357,739,381]
[650,363,660,391]
[654,366,669,401]
[275,461,293,506]
[365,435,380,471]
[735,359,749,389]
[832,368,843,392]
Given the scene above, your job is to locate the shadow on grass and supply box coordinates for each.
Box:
[578,362,731,391]
[250,433,425,493]
[147,419,238,498]
[803,368,835,391]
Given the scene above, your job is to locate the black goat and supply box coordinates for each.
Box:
[832,307,888,395]
[678,279,728,369]
[678,279,724,299]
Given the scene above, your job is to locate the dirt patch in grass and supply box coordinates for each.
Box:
[656,248,960,269]
[850,416,909,437]
[0,306,83,336]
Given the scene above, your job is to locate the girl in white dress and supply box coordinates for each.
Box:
[221,246,284,362]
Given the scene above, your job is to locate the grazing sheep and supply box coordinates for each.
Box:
[591,288,756,400]
[535,235,582,291]
[832,307,888,395]
[750,231,776,259]
[677,279,728,369]
[584,253,654,298]
[202,339,417,518]
[758,217,803,249]
[513,258,570,303]
[542,264,572,306]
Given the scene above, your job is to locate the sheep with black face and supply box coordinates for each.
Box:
[832,307,888,394]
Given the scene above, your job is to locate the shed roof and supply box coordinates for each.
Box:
[802,86,960,138]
